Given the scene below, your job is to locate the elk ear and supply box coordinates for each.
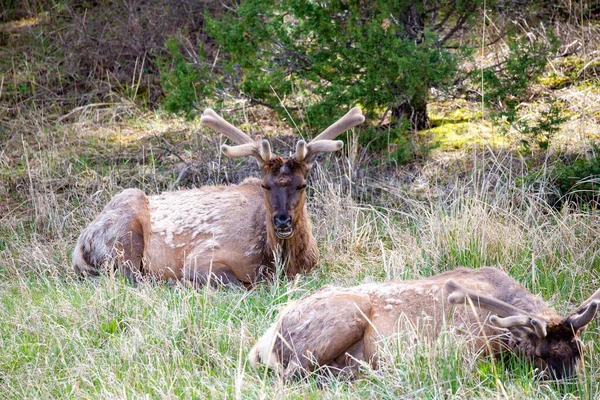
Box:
[535,341,548,358]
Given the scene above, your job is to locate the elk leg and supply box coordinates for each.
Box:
[329,339,366,376]
[73,188,149,280]
[113,228,145,282]
[183,264,242,287]
[273,292,373,379]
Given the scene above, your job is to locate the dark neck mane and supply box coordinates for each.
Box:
[265,205,318,277]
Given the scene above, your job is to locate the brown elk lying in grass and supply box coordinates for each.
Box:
[249,267,600,380]
[72,107,364,286]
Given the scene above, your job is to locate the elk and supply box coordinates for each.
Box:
[72,107,365,286]
[249,267,600,380]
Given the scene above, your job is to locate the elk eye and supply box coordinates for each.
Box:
[297,184,307,191]
[261,184,271,191]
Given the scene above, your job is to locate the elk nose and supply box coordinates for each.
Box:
[274,214,292,230]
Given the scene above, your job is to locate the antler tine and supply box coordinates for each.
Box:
[568,300,600,331]
[570,287,600,316]
[219,142,260,159]
[296,107,365,163]
[490,315,548,338]
[530,318,548,338]
[295,140,307,162]
[201,108,272,164]
[311,107,365,142]
[260,139,272,162]
[489,315,531,328]
[201,108,255,145]
[445,279,531,318]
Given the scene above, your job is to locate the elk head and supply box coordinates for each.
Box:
[446,280,600,380]
[201,107,364,240]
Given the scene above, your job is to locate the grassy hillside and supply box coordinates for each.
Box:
[2,5,600,399]
[2,105,600,397]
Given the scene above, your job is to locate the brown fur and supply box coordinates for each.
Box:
[249,267,600,380]
[74,105,364,286]
[75,106,362,286]
[73,158,319,286]
[261,158,317,276]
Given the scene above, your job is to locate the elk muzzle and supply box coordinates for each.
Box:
[273,213,294,239]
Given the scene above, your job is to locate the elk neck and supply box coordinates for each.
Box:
[265,202,318,277]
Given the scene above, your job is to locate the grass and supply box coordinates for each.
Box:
[1,103,600,398]
[2,8,600,397]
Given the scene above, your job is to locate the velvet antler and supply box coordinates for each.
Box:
[295,107,365,163]
[201,108,272,166]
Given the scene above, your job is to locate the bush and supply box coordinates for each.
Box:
[205,0,467,133]
[551,149,600,207]
[358,121,433,165]
[159,38,214,119]
[476,34,564,149]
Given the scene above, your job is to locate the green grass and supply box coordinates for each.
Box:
[8,272,593,398]
[1,108,600,398]
[2,5,600,397]
[1,42,600,394]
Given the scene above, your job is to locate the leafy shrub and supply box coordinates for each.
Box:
[476,35,564,149]
[551,149,600,207]
[513,100,567,151]
[159,38,214,118]
[479,36,554,118]
[205,0,466,134]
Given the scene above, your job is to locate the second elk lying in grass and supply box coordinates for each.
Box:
[250,267,600,380]
[72,107,364,286]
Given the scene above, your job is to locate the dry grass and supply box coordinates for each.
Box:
[1,4,600,395]
[1,99,600,398]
